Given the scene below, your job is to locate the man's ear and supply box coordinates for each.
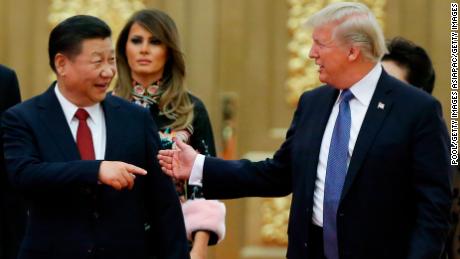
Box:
[347,45,361,62]
[54,53,68,76]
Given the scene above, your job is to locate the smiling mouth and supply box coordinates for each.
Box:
[94,83,109,88]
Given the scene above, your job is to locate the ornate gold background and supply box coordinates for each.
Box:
[49,0,146,36]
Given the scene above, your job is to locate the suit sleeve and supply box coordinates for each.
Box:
[2,107,101,189]
[407,99,452,258]
[143,110,189,259]
[201,94,306,199]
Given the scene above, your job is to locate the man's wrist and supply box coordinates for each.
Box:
[189,154,205,186]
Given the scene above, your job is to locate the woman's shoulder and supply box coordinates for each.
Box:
[187,92,202,104]
[187,92,207,111]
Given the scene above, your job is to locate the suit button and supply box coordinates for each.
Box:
[339,212,345,217]
[84,188,91,194]
[87,249,92,253]
[94,212,99,219]
[304,242,308,248]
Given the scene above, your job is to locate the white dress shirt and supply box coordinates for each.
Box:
[311,64,382,226]
[54,84,106,160]
[190,64,383,226]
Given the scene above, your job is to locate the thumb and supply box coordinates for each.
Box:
[173,137,188,151]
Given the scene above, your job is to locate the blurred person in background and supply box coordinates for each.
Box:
[382,37,435,94]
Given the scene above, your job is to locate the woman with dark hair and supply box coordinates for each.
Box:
[114,9,225,259]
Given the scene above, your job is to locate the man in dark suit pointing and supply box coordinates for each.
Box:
[158,2,451,259]
[2,15,188,259]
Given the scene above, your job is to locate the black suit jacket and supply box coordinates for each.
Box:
[2,84,189,259]
[202,70,452,259]
[0,64,23,259]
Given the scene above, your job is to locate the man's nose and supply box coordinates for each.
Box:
[101,65,116,78]
[308,46,317,59]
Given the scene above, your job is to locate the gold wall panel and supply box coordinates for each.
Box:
[261,195,291,246]
[49,0,146,40]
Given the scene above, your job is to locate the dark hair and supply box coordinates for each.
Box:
[382,37,435,94]
[48,15,112,72]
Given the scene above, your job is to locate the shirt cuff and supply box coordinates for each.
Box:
[189,154,205,187]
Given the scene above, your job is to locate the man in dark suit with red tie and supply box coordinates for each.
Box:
[158,2,452,259]
[2,15,188,259]
[0,64,24,259]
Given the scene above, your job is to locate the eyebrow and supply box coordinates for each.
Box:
[313,38,323,44]
[130,34,157,40]
[90,50,115,56]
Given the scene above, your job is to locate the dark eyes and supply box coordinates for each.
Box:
[91,57,115,64]
[313,40,324,46]
[130,37,162,45]
[151,39,162,45]
[130,38,142,44]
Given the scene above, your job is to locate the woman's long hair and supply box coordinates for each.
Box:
[115,9,193,131]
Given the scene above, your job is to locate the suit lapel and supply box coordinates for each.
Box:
[101,94,121,160]
[340,71,394,201]
[304,87,339,198]
[308,87,339,164]
[37,83,80,161]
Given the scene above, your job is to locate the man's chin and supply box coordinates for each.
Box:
[93,92,108,103]
[318,76,328,84]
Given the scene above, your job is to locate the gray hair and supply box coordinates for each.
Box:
[306,2,388,62]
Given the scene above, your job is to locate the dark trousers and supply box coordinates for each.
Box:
[308,224,326,259]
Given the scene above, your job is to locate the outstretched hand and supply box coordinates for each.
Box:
[157,138,198,180]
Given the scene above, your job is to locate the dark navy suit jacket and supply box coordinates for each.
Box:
[202,70,451,259]
[0,64,23,259]
[2,84,189,259]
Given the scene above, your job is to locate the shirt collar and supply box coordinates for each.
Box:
[54,83,102,125]
[339,63,382,106]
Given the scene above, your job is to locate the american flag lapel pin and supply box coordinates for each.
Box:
[377,102,385,110]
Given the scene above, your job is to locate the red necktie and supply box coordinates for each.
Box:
[75,108,95,160]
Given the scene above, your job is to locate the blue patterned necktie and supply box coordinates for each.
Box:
[323,89,354,259]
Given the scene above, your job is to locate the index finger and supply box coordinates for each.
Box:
[126,164,147,175]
